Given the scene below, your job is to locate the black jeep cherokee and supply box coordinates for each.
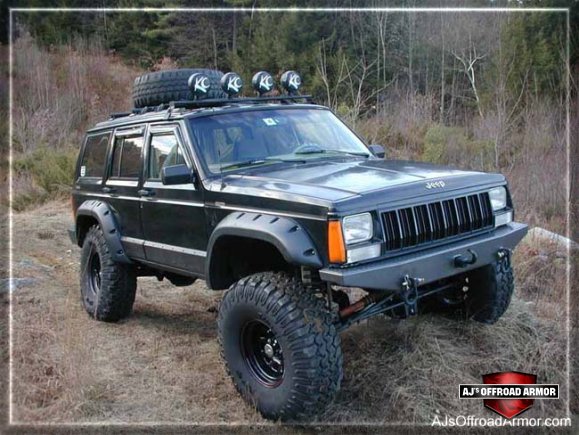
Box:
[69,68,528,421]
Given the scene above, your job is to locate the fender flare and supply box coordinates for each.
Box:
[76,200,132,264]
[206,212,323,285]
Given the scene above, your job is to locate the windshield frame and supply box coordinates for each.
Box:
[184,105,373,180]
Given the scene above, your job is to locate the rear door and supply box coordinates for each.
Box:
[73,131,111,208]
[102,125,146,259]
[139,123,207,275]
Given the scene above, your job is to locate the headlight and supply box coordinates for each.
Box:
[489,187,507,211]
[342,213,373,245]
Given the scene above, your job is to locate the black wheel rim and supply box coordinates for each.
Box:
[241,320,284,388]
[88,248,101,296]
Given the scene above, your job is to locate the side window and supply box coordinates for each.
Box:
[80,132,110,178]
[148,133,186,180]
[110,135,144,179]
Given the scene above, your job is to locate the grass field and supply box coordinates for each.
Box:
[4,200,573,426]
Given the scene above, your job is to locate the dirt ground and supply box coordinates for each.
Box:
[4,201,573,426]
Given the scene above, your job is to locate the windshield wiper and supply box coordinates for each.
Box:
[294,148,370,157]
[219,157,297,171]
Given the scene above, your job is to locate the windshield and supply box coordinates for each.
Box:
[188,108,370,174]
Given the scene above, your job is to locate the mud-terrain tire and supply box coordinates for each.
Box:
[80,225,137,322]
[218,272,343,421]
[466,255,514,324]
[132,68,227,108]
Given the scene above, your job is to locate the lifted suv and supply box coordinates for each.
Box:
[70,69,527,421]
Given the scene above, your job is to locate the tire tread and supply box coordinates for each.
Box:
[132,68,227,108]
[218,272,343,421]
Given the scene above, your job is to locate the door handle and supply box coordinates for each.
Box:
[138,189,155,197]
[102,186,116,194]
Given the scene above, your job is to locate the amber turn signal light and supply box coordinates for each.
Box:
[328,220,346,263]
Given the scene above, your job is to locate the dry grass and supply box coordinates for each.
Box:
[323,299,567,423]
[10,34,143,211]
[12,33,139,152]
[6,201,573,425]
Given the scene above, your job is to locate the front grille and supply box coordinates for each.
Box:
[381,192,493,251]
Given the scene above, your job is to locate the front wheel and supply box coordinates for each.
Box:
[218,272,343,421]
[466,254,515,324]
[419,255,515,324]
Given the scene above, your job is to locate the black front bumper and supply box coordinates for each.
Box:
[319,222,528,291]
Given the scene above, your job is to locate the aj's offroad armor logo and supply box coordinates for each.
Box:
[459,371,559,419]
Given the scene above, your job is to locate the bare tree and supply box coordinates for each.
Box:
[451,31,487,119]
[439,11,446,123]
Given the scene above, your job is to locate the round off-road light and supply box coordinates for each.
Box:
[188,73,211,98]
[281,70,302,94]
[221,72,243,96]
[252,71,274,95]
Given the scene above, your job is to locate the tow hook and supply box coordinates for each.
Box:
[401,275,424,316]
[453,249,478,268]
[496,248,511,264]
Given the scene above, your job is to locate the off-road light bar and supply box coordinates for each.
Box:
[281,70,302,95]
[188,73,211,99]
[221,72,243,96]
[252,71,275,95]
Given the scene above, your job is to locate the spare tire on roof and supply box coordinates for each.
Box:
[132,68,227,108]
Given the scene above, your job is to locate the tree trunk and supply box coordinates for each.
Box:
[439,12,445,124]
[232,12,237,53]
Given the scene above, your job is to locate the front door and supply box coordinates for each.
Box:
[139,123,207,276]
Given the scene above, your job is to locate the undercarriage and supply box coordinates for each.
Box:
[328,248,513,332]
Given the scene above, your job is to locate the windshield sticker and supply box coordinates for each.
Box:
[262,118,278,126]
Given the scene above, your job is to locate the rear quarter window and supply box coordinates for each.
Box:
[80,132,111,178]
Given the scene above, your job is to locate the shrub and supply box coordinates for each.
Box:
[422,124,494,171]
[12,147,78,211]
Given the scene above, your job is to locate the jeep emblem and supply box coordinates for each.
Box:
[426,180,445,189]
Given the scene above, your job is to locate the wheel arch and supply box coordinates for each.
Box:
[75,200,132,264]
[206,212,323,290]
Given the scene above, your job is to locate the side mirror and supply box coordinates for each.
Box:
[161,164,194,185]
[368,144,385,159]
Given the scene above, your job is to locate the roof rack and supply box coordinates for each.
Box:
[109,94,313,120]
[171,94,313,109]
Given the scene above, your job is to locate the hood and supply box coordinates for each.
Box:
[206,158,505,212]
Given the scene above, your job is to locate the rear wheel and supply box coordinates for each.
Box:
[80,225,137,322]
[218,272,343,421]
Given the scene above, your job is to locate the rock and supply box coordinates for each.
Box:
[0,277,37,293]
[526,227,578,251]
[16,257,54,272]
